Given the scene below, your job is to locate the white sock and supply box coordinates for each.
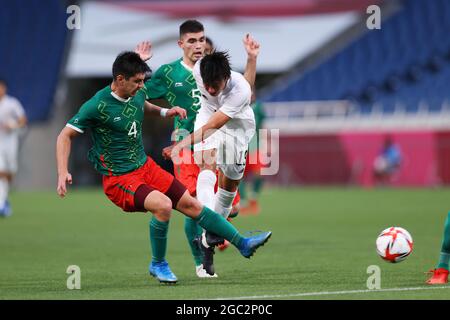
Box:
[214,187,237,219]
[0,178,9,208]
[196,170,217,210]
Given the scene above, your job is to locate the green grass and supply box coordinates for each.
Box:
[1,187,450,300]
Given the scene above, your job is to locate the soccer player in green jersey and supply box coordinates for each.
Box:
[426,211,450,284]
[136,20,260,277]
[56,51,272,284]
[240,92,266,215]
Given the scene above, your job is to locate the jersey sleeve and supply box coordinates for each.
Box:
[143,66,168,100]
[11,98,26,119]
[219,79,251,119]
[66,99,99,133]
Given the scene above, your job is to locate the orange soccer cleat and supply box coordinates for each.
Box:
[426,268,449,285]
[240,199,260,216]
[217,240,230,251]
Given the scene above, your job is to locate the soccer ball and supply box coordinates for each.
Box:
[376,227,413,263]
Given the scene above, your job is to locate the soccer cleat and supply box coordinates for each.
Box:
[229,210,239,219]
[4,200,12,216]
[238,231,272,258]
[149,260,178,284]
[217,240,230,252]
[426,268,449,285]
[205,231,225,246]
[0,201,11,218]
[194,234,216,276]
[196,265,218,278]
[240,199,260,215]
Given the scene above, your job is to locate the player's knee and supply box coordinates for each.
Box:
[178,194,202,214]
[153,202,172,221]
[159,198,173,216]
[146,193,172,220]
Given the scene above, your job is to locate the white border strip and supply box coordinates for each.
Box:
[66,123,84,133]
[208,286,450,300]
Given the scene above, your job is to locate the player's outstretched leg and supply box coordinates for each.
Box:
[142,189,178,284]
[176,191,272,259]
[427,211,450,285]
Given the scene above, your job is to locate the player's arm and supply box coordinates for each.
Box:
[3,115,27,131]
[16,114,27,128]
[162,111,230,159]
[243,33,260,90]
[144,101,187,119]
[56,126,80,198]
[4,100,28,131]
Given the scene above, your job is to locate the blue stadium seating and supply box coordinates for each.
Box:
[0,1,69,122]
[263,0,450,115]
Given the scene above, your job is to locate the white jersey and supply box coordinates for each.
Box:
[0,95,25,143]
[192,60,256,180]
[0,95,25,174]
[193,60,255,136]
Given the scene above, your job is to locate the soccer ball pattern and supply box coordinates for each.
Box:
[376,227,413,263]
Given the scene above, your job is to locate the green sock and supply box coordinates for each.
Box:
[437,212,450,270]
[252,176,264,195]
[239,179,248,202]
[184,217,203,266]
[194,206,244,247]
[149,216,169,263]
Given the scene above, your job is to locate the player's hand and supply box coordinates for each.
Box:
[166,107,187,119]
[162,145,174,160]
[57,172,72,198]
[162,143,183,161]
[135,41,153,61]
[243,33,260,59]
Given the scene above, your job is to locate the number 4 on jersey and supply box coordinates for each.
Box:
[128,121,137,138]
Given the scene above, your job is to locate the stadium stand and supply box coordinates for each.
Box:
[0,0,70,122]
[263,0,450,116]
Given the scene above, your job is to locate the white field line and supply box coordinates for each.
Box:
[208,286,450,300]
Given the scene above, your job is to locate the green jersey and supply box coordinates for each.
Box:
[249,101,266,152]
[67,86,148,176]
[144,58,201,141]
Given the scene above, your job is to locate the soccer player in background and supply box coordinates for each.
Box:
[0,79,27,217]
[56,51,272,284]
[372,136,402,185]
[163,49,261,276]
[426,211,450,284]
[205,37,214,55]
[240,92,266,215]
[136,20,260,277]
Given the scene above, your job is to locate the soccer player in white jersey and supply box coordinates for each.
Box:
[0,79,27,217]
[163,48,261,275]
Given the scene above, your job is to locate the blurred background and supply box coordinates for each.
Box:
[2,0,450,190]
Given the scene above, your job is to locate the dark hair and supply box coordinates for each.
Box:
[112,51,151,80]
[0,78,7,86]
[179,19,204,38]
[200,51,231,89]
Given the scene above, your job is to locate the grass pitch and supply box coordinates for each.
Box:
[1,187,450,300]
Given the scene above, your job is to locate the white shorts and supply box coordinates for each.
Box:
[0,140,18,174]
[193,107,255,180]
